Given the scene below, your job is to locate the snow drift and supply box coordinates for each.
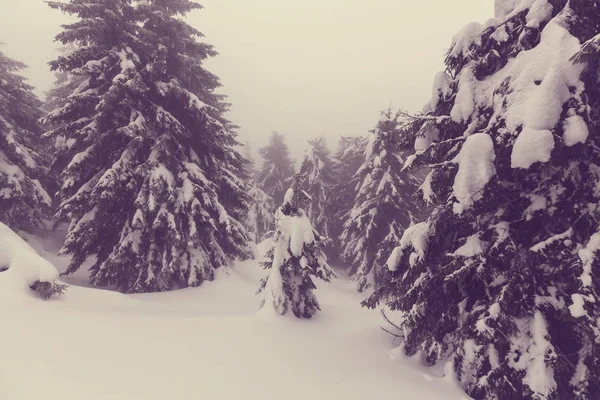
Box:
[0,222,60,299]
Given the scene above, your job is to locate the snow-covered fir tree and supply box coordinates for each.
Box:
[240,140,257,175]
[44,45,86,114]
[259,159,334,318]
[0,48,51,233]
[240,141,275,244]
[44,0,251,293]
[340,110,422,292]
[255,131,295,205]
[330,135,367,256]
[300,137,336,238]
[247,185,275,243]
[365,2,600,399]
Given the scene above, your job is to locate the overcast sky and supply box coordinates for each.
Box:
[0,0,492,159]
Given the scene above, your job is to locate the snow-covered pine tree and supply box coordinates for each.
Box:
[44,0,251,293]
[329,135,367,257]
[255,131,295,205]
[0,48,51,233]
[365,2,600,399]
[340,109,422,292]
[300,137,336,238]
[259,159,334,318]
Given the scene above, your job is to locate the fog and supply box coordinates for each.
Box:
[0,0,492,159]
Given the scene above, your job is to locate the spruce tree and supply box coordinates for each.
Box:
[255,131,295,205]
[44,45,86,114]
[366,2,600,399]
[259,159,334,318]
[340,110,421,292]
[0,48,51,233]
[247,185,275,243]
[44,0,251,293]
[242,141,275,243]
[330,135,367,258]
[301,137,336,238]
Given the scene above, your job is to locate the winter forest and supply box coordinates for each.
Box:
[1,0,600,399]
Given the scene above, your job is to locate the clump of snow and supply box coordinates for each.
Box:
[509,313,558,398]
[566,233,600,318]
[496,0,550,22]
[283,188,294,206]
[387,222,431,271]
[261,235,288,317]
[414,125,440,152]
[562,115,589,147]
[0,222,59,298]
[525,0,553,28]
[578,233,600,288]
[523,194,547,220]
[490,25,510,43]
[430,72,453,112]
[569,294,589,318]
[289,212,316,257]
[450,69,476,123]
[452,133,496,214]
[511,128,554,169]
[448,22,485,59]
[419,171,434,204]
[530,228,573,252]
[525,312,558,397]
[450,233,484,257]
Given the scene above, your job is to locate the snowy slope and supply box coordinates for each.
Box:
[1,238,470,400]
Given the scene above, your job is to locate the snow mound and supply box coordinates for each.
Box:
[0,222,59,298]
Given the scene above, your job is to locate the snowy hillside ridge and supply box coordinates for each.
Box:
[0,222,65,299]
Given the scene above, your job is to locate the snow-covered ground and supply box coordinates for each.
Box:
[1,233,470,400]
